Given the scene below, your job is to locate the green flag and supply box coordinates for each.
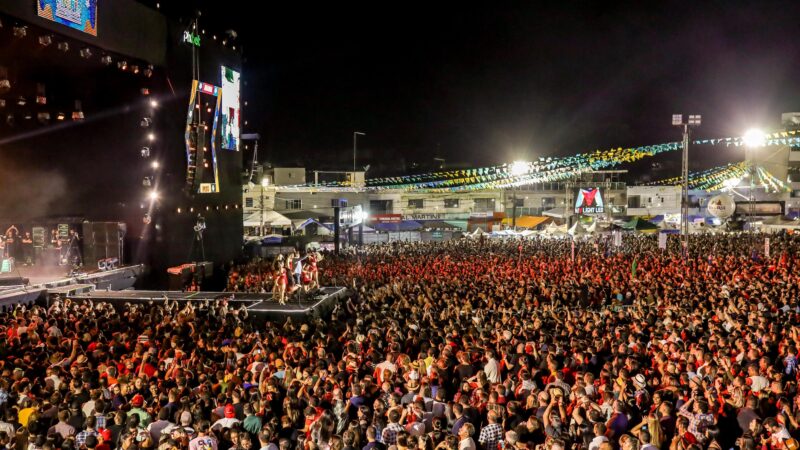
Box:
[631,257,638,279]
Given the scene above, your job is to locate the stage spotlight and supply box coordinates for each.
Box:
[0,66,10,94]
[56,112,65,121]
[17,96,26,106]
[150,100,158,108]
[100,55,112,65]
[37,112,50,124]
[147,133,155,141]
[23,111,32,120]
[131,65,140,74]
[144,65,154,78]
[57,41,69,52]
[143,176,152,187]
[36,83,46,105]
[140,117,152,127]
[117,60,128,71]
[38,35,53,46]
[148,191,159,201]
[141,147,151,158]
[72,100,84,121]
[79,48,92,59]
[151,161,160,169]
[13,26,27,38]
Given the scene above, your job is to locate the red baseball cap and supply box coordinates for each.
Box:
[131,394,144,407]
[224,404,236,418]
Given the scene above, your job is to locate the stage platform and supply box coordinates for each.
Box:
[68,286,348,319]
[0,265,143,310]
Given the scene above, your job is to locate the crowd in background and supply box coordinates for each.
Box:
[0,232,799,450]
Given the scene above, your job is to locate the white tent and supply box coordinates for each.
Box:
[568,221,589,236]
[243,211,292,227]
[544,222,568,235]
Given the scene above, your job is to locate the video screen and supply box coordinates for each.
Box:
[574,187,605,215]
[220,66,241,151]
[37,0,98,36]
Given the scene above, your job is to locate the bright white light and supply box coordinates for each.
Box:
[151,161,160,169]
[509,161,530,176]
[150,100,158,108]
[260,177,269,187]
[358,211,369,221]
[742,128,766,148]
[148,133,155,141]
[722,178,741,189]
[148,191,159,201]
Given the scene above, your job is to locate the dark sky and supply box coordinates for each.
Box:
[156,1,800,175]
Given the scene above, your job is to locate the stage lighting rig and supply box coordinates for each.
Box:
[79,48,92,59]
[141,147,151,158]
[140,117,152,127]
[100,55,112,65]
[13,25,27,38]
[36,84,46,105]
[57,41,69,52]
[37,112,50,124]
[17,96,26,106]
[72,100,84,121]
[144,65,154,78]
[38,35,53,46]
[0,66,10,94]
[117,60,128,71]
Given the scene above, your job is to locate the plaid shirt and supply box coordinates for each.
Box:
[75,430,97,449]
[381,423,404,445]
[94,414,106,430]
[478,423,503,450]
[678,403,714,439]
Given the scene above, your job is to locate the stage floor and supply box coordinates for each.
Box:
[69,286,348,317]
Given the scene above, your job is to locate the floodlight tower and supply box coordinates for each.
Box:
[672,114,701,258]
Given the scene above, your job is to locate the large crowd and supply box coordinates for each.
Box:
[1,232,799,450]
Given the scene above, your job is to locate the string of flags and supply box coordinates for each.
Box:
[310,131,800,192]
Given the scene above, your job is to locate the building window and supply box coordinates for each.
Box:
[408,199,424,209]
[444,198,459,208]
[331,198,348,207]
[245,197,254,208]
[513,198,524,207]
[474,198,495,212]
[285,199,301,210]
[628,195,641,208]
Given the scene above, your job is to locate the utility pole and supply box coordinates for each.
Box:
[672,114,701,259]
[353,131,365,175]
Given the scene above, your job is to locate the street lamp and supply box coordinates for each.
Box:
[743,128,765,235]
[260,176,269,236]
[672,114,701,258]
[353,131,365,175]
[509,161,531,229]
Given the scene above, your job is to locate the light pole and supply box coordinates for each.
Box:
[353,131,365,175]
[509,161,531,229]
[260,176,269,236]
[743,128,766,238]
[672,114,701,259]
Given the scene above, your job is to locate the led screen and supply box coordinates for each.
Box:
[574,187,605,214]
[220,66,241,151]
[37,0,98,36]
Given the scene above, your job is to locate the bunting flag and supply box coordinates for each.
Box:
[306,131,800,192]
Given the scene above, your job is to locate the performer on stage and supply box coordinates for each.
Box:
[21,231,33,266]
[4,225,19,260]
[273,254,287,305]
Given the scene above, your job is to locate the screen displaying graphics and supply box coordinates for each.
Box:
[220,66,241,151]
[37,0,98,36]
[574,187,605,214]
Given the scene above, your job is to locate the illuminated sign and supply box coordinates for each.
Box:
[574,188,605,215]
[220,66,241,151]
[182,31,201,47]
[37,0,98,36]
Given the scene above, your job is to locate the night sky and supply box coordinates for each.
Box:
[170,0,800,177]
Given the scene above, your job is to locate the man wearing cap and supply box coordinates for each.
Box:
[128,395,151,428]
[211,405,240,431]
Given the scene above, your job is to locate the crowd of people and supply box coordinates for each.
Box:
[1,231,799,450]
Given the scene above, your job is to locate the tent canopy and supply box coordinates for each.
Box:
[501,216,551,229]
[622,217,659,231]
[243,211,292,227]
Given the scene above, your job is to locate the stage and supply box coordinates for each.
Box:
[67,286,348,320]
[0,265,143,310]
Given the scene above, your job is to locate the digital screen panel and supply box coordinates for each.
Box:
[220,66,241,151]
[574,187,605,215]
[37,0,98,36]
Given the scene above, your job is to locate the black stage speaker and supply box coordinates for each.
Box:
[82,222,126,268]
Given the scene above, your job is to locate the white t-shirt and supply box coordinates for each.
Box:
[459,437,476,450]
